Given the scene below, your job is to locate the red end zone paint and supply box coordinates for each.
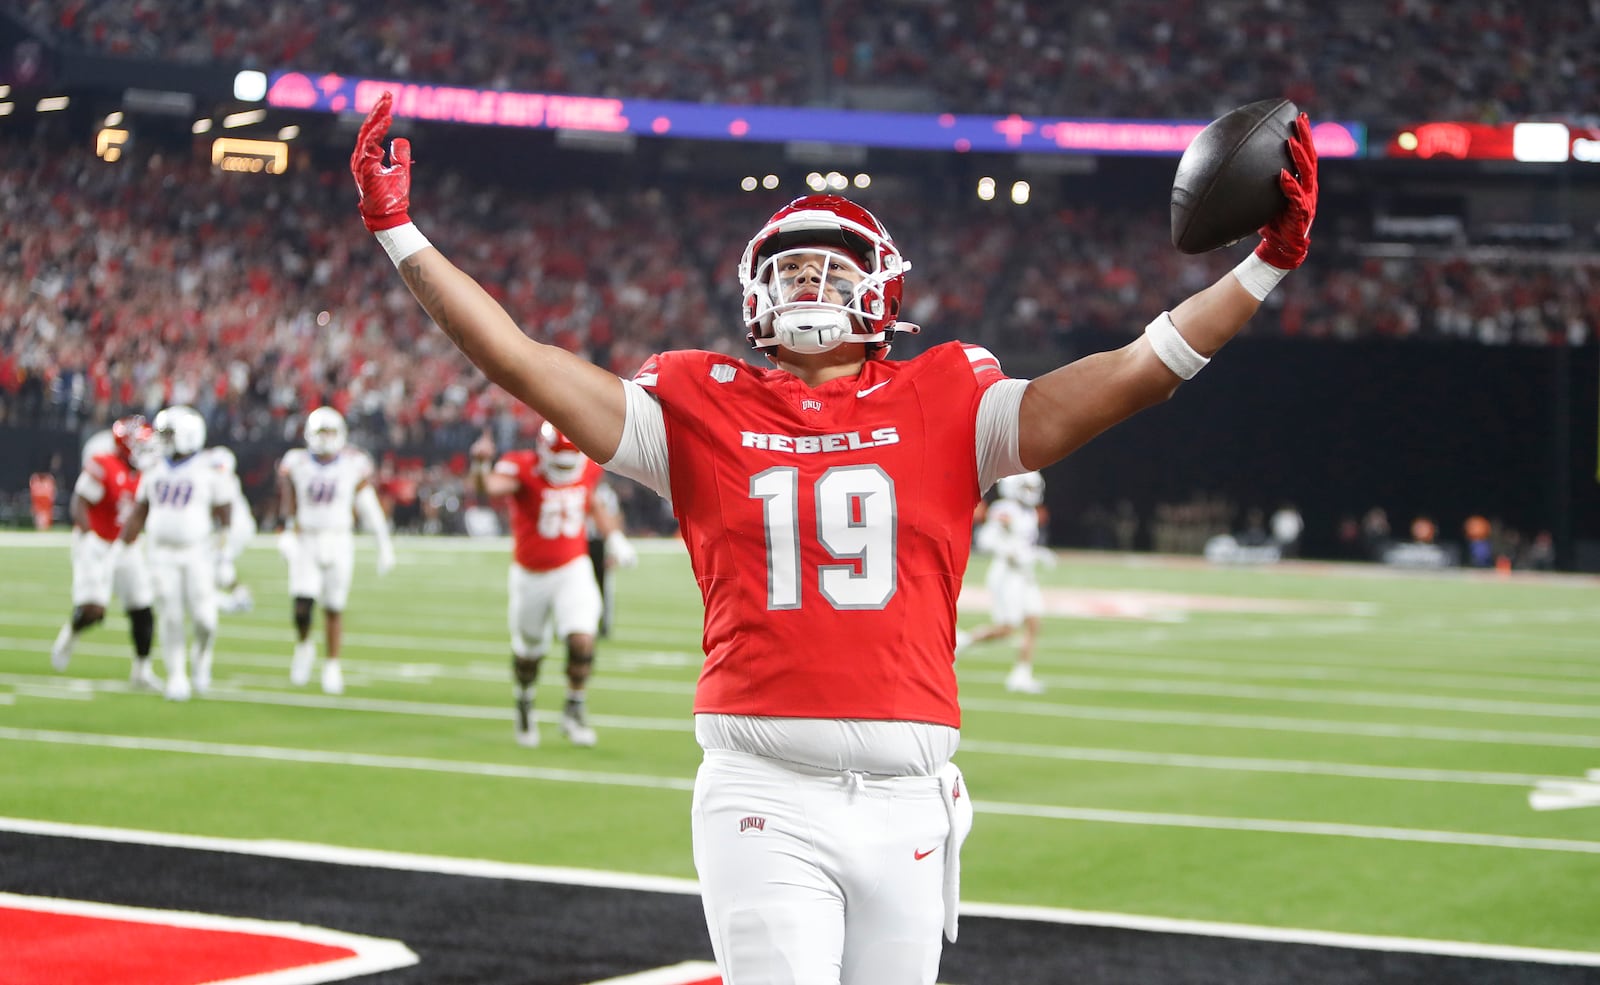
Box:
[4,907,356,985]
[0,895,417,985]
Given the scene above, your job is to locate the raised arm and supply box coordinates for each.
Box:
[1017,113,1318,471]
[351,92,626,462]
[468,433,522,498]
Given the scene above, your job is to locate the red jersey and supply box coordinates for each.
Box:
[497,451,604,572]
[634,341,1009,728]
[29,473,55,511]
[79,453,140,541]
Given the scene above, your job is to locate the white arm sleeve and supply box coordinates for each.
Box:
[355,484,393,549]
[975,378,1029,493]
[73,471,105,504]
[602,378,672,500]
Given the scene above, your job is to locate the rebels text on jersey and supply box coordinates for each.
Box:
[634,342,1009,729]
[498,452,604,573]
[78,453,140,542]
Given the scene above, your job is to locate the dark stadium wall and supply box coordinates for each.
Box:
[5,342,1596,567]
[1031,335,1599,568]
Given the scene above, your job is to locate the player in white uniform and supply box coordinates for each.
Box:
[205,446,256,614]
[955,471,1053,693]
[119,406,236,701]
[277,406,395,695]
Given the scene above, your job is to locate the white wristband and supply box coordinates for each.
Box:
[375,222,431,267]
[1231,252,1289,302]
[1144,311,1210,380]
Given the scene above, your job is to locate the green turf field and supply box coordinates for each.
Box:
[3,532,1598,952]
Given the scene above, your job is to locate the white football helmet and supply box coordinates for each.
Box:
[537,421,586,485]
[997,471,1045,508]
[305,406,348,457]
[154,405,206,458]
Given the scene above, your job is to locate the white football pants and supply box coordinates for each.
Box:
[148,543,217,681]
[691,749,951,985]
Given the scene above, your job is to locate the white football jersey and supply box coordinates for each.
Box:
[280,447,373,533]
[977,498,1043,573]
[137,453,236,547]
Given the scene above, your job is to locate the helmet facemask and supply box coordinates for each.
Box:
[747,246,888,355]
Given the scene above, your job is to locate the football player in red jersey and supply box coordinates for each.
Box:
[469,423,636,748]
[51,415,162,689]
[352,91,1317,984]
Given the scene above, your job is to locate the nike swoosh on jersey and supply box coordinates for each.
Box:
[913,846,938,860]
[856,381,890,398]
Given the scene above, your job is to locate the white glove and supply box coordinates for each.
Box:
[216,558,237,589]
[377,541,396,576]
[605,529,637,569]
[1033,546,1058,569]
[276,529,298,564]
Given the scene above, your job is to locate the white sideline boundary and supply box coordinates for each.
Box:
[2,816,1598,968]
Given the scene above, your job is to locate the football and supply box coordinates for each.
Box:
[1170,98,1299,254]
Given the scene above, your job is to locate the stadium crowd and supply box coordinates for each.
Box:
[7,1,1597,125]
[4,137,1597,452]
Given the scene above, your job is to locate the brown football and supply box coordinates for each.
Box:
[1170,98,1298,254]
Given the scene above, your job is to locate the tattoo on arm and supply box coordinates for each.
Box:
[401,258,471,356]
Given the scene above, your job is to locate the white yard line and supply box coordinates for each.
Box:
[5,815,1599,967]
[0,727,1594,855]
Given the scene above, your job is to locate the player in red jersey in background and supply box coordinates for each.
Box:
[51,416,162,689]
[470,423,635,748]
[353,91,1317,984]
[29,469,56,530]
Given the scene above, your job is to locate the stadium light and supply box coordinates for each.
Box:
[740,176,758,192]
[36,96,69,112]
[853,173,871,189]
[825,171,847,190]
[1010,180,1031,205]
[277,124,300,140]
[104,111,123,127]
[212,137,289,175]
[805,172,825,191]
[761,174,779,189]
[1512,123,1570,163]
[96,128,129,163]
[977,176,996,201]
[0,86,9,98]
[234,70,268,102]
[222,109,267,129]
[192,119,213,134]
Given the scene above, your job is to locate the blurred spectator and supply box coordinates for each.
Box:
[1270,502,1304,558]
[1521,530,1556,570]
[10,1,1599,125]
[28,466,56,529]
[1463,514,1494,567]
[1361,506,1392,559]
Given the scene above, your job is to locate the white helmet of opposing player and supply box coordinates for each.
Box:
[154,405,207,458]
[997,471,1045,508]
[305,406,348,457]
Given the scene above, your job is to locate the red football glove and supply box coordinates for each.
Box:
[1255,112,1318,271]
[350,91,413,232]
